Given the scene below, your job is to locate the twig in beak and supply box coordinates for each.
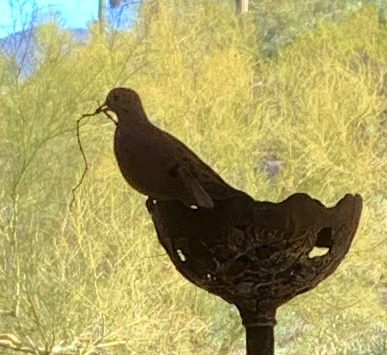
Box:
[69,104,116,210]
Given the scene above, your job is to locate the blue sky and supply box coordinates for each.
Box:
[0,0,137,38]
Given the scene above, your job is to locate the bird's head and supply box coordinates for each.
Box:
[97,87,147,122]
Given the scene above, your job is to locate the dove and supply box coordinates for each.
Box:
[97,87,243,209]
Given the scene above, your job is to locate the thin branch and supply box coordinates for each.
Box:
[69,107,117,210]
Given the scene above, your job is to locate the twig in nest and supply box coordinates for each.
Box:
[69,106,117,210]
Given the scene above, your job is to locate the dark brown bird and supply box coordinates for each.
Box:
[97,87,242,209]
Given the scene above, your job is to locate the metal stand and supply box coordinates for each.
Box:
[146,193,362,354]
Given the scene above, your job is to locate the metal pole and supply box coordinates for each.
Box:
[236,0,249,14]
[245,325,274,355]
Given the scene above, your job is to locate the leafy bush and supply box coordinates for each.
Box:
[0,1,386,354]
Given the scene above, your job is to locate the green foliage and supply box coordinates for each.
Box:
[250,0,387,57]
[0,1,386,354]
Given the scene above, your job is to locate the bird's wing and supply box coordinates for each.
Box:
[178,165,214,209]
[161,130,240,201]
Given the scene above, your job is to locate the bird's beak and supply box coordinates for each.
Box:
[95,102,109,114]
[94,102,118,126]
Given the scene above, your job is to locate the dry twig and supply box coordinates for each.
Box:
[70,106,116,210]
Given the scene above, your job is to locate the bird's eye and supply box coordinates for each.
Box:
[112,95,119,102]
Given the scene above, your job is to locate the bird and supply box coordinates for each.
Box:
[96,87,245,209]
[96,87,360,249]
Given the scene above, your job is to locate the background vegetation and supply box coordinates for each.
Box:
[0,0,386,353]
